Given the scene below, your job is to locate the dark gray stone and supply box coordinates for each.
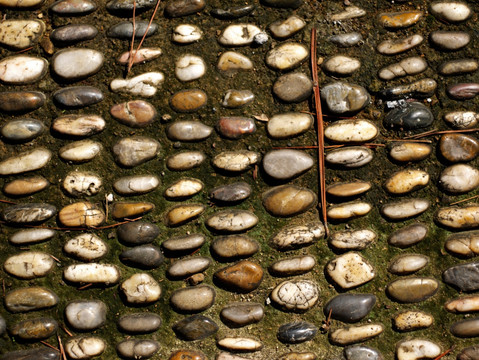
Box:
[117,313,162,334]
[172,315,219,341]
[388,223,428,248]
[117,221,159,245]
[458,345,479,360]
[443,262,479,291]
[53,86,103,108]
[324,294,376,323]
[210,182,252,203]
[2,203,56,224]
[1,348,60,360]
[344,345,384,360]
[106,0,156,14]
[273,72,313,103]
[1,118,45,142]
[50,24,98,44]
[261,0,302,8]
[211,4,255,19]
[384,102,434,130]
[165,0,206,17]
[277,321,318,344]
[120,245,164,269]
[50,0,97,15]
[451,318,479,338]
[220,302,264,328]
[107,21,158,39]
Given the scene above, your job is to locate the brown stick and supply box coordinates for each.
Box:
[127,0,137,72]
[0,199,16,204]
[450,195,479,205]
[58,335,67,360]
[433,346,455,360]
[384,138,433,143]
[61,324,73,337]
[2,279,5,297]
[405,128,479,139]
[41,341,59,352]
[77,283,93,290]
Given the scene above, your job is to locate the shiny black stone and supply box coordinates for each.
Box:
[443,262,479,292]
[277,321,318,344]
[172,315,218,341]
[384,102,434,130]
[53,86,103,108]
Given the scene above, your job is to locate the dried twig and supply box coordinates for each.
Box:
[50,255,61,264]
[127,0,137,72]
[405,128,479,139]
[58,335,67,360]
[433,346,455,360]
[41,341,59,352]
[450,195,479,206]
[61,324,73,337]
[15,46,33,53]
[0,199,16,204]
[384,138,433,143]
[77,283,93,290]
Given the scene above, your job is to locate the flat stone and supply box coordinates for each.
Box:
[210,182,252,203]
[324,294,376,323]
[52,48,103,80]
[114,175,160,195]
[0,348,59,360]
[445,230,479,258]
[218,24,262,46]
[65,336,106,360]
[50,0,97,14]
[4,251,54,279]
[329,229,377,250]
[112,201,154,220]
[112,136,160,167]
[167,256,211,278]
[162,233,205,253]
[211,235,259,259]
[10,228,55,245]
[270,222,325,250]
[117,221,159,245]
[327,202,372,221]
[170,285,215,313]
[65,300,107,330]
[384,102,433,130]
[211,5,255,19]
[330,324,384,346]
[52,114,105,136]
[63,171,102,197]
[217,337,262,352]
[278,321,318,344]
[325,146,373,168]
[64,233,108,261]
[273,72,313,103]
[458,345,479,360]
[444,111,479,129]
[384,169,429,195]
[217,52,253,76]
[379,11,423,28]
[120,273,161,304]
[322,55,361,76]
[1,118,44,143]
[118,313,162,334]
[167,151,205,171]
[164,178,202,199]
[389,142,432,162]
[222,89,254,108]
[5,286,58,313]
[271,279,319,311]
[169,350,206,360]
[0,20,45,50]
[0,91,45,113]
[167,121,212,142]
[329,32,363,47]
[63,263,121,285]
[439,59,478,76]
[59,139,102,163]
[120,245,164,269]
[321,82,370,114]
[10,318,57,340]
[269,255,315,277]
[263,150,313,180]
[165,0,205,17]
[170,89,206,113]
[326,182,371,198]
[430,31,470,50]
[440,134,479,163]
[266,43,308,71]
[436,205,479,229]
[377,34,423,55]
[0,148,51,175]
[3,176,48,196]
[0,55,47,85]
[220,302,264,328]
[394,311,433,332]
[213,151,259,172]
[387,277,439,302]
[116,339,160,359]
[214,260,263,293]
[50,24,98,45]
[389,223,428,248]
[327,252,375,289]
[165,204,205,226]
[381,199,430,220]
[388,254,429,275]
[344,345,383,360]
[269,15,306,39]
[325,119,377,143]
[440,164,479,194]
[443,262,479,291]
[110,72,164,97]
[216,117,255,139]
[267,112,313,138]
[59,202,105,227]
[447,83,479,100]
[261,0,302,8]
[396,339,441,360]
[175,54,205,81]
[262,185,317,217]
[53,86,103,109]
[107,21,157,39]
[110,100,157,128]
[379,57,428,80]
[172,315,218,341]
[172,24,203,43]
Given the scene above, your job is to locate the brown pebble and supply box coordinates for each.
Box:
[169,350,206,360]
[0,91,45,113]
[216,117,256,139]
[3,176,48,196]
[59,202,105,227]
[110,100,157,128]
[448,83,479,100]
[111,202,154,220]
[170,89,207,113]
[214,260,263,293]
[439,133,479,163]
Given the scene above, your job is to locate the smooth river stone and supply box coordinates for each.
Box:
[270,222,325,250]
[117,47,162,67]
[271,280,319,311]
[0,20,45,50]
[5,286,58,313]
[326,146,373,169]
[218,24,262,46]
[0,348,59,360]
[172,315,218,341]
[377,34,423,55]
[174,55,205,82]
[443,262,479,291]
[384,169,429,195]
[220,302,264,328]
[266,43,308,71]
[213,151,260,172]
[430,31,470,51]
[214,260,263,293]
[269,15,305,39]
[4,251,53,279]
[329,229,377,250]
[324,294,376,323]
[393,311,433,332]
[65,300,107,330]
[389,223,428,248]
[53,86,103,109]
[167,121,212,142]
[106,0,156,14]
[217,52,253,76]
[388,254,429,275]
[387,277,439,302]
[169,350,206,360]
[440,134,479,163]
[325,119,377,143]
[331,6,366,20]
[389,142,432,162]
[1,118,44,143]
[446,295,479,313]
[269,255,316,276]
[211,235,258,259]
[217,337,262,352]
[448,83,479,100]
[172,24,203,44]
[445,230,479,257]
[118,221,159,245]
[329,33,363,48]
[451,318,479,337]
[169,89,206,113]
[384,102,433,130]
[329,324,384,346]
[110,72,164,97]
[262,185,316,217]
[50,24,98,45]
[267,112,313,138]
[430,1,472,22]
[52,48,103,80]
[458,345,479,360]
[167,256,211,278]
[440,164,479,193]
[396,339,441,360]
[50,0,97,14]
[322,55,361,76]
[63,171,101,197]
[343,346,383,360]
[211,4,255,19]
[379,11,423,28]
[64,233,108,261]
[65,336,106,359]
[63,263,121,285]
[436,205,479,229]
[321,82,369,114]
[52,115,105,137]
[273,72,313,103]
[162,233,205,253]
[114,175,159,195]
[59,139,102,162]
[210,182,251,203]
[118,313,162,334]
[439,59,478,76]
[110,100,157,128]
[120,245,164,269]
[326,181,371,198]
[327,252,375,289]
[116,339,160,359]
[165,204,205,226]
[112,201,154,220]
[121,273,161,304]
[0,56,47,84]
[263,150,313,180]
[379,57,428,80]
[10,318,58,340]
[328,201,371,221]
[112,136,160,167]
[445,111,479,129]
[164,178,202,199]
[222,89,254,108]
[0,148,51,175]
[170,285,215,313]
[59,202,105,227]
[108,21,157,39]
[0,91,45,113]
[216,117,255,139]
[10,228,55,245]
[165,0,205,17]
[167,151,205,171]
[278,321,318,344]
[381,199,430,220]
[3,176,48,196]
[381,78,437,99]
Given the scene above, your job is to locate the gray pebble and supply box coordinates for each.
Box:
[50,24,98,44]
[112,136,160,167]
[165,0,206,17]
[329,32,363,47]
[117,221,159,245]
[443,262,479,291]
[162,233,205,253]
[220,302,264,328]
[120,245,164,269]
[170,285,216,313]
[167,121,212,142]
[430,30,470,50]
[167,256,211,278]
[172,315,219,341]
[1,118,45,143]
[277,321,318,344]
[117,313,162,334]
[344,345,384,360]
[273,72,313,103]
[65,300,107,331]
[324,294,376,323]
[107,21,157,39]
[210,182,252,203]
[211,235,259,259]
[116,339,160,359]
[263,149,313,180]
[53,86,103,108]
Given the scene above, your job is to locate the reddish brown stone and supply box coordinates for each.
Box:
[169,349,206,360]
[110,100,157,128]
[448,83,479,100]
[169,89,207,113]
[216,117,256,139]
[214,260,263,293]
[0,91,45,113]
[439,133,479,163]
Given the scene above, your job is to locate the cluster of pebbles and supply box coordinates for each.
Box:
[1,0,479,359]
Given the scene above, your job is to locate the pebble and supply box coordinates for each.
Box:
[172,315,218,341]
[389,142,432,162]
[111,72,164,97]
[211,235,259,259]
[10,228,55,245]
[120,245,164,269]
[393,311,433,332]
[322,56,361,76]
[116,339,160,359]
[59,140,102,163]
[112,136,160,167]
[445,111,479,129]
[327,252,375,289]
[0,148,51,175]
[50,24,98,44]
[65,336,106,360]
[3,203,56,224]
[212,151,259,172]
[321,82,370,114]
[162,233,205,253]
[273,72,313,103]
[384,169,429,195]
[165,203,205,226]
[63,171,102,197]
[1,118,45,143]
[214,260,263,293]
[277,353,317,360]
[52,114,105,136]
[328,229,377,250]
[388,254,429,275]
[277,321,318,344]
[218,24,262,46]
[266,43,308,71]
[169,350,206,360]
[263,150,313,180]
[269,15,306,39]
[331,6,366,20]
[175,54,205,82]
[112,100,157,129]
[343,346,383,360]
[387,277,439,303]
[0,20,45,50]
[326,181,371,198]
[329,32,363,48]
[170,285,215,313]
[329,324,384,346]
[10,318,58,340]
[107,21,157,39]
[112,201,154,220]
[443,262,479,291]
[378,11,423,29]
[121,273,161,304]
[324,294,376,323]
[167,121,212,142]
[64,233,108,261]
[439,59,478,76]
[451,318,479,337]
[211,4,255,19]
[269,255,316,276]
[436,205,479,229]
[52,48,103,80]
[53,86,103,109]
[381,198,430,220]
[106,0,156,14]
[217,337,262,352]
[389,223,428,248]
[447,83,479,100]
[63,263,121,285]
[170,89,207,113]
[1,348,59,360]
[172,24,203,43]
[430,31,470,51]
[65,300,107,330]
[210,182,252,203]
[325,119,378,143]
[118,313,162,334]
[396,339,441,360]
[5,286,58,313]
[114,175,160,195]
[4,251,53,279]
[458,346,479,360]
[271,279,319,311]
[430,1,472,22]
[164,178,202,199]
[3,176,48,196]
[381,78,437,99]
[117,221,159,245]
[441,133,479,163]
[327,202,372,221]
[165,0,205,17]
[217,117,256,139]
[50,0,97,14]
[325,146,373,168]
[0,55,47,85]
[263,185,317,217]
[379,57,428,80]
[167,256,211,278]
[267,112,313,138]
[167,151,205,171]
[377,34,423,55]
[217,51,253,76]
[270,222,325,250]
[440,164,479,194]
[220,302,264,328]
[445,230,479,257]
[222,89,254,108]
[446,295,479,313]
[118,49,162,68]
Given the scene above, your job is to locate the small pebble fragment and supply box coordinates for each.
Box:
[9,318,58,340]
[167,256,211,278]
[50,24,98,45]
[120,245,164,269]
[322,56,361,76]
[396,339,441,360]
[2,203,56,224]
[324,294,376,323]
[162,233,205,253]
[0,20,45,50]
[116,339,160,359]
[329,32,363,48]
[112,136,160,167]
[63,171,102,197]
[0,148,51,175]
[262,185,317,217]
[381,199,430,220]
[326,146,373,168]
[439,59,478,76]
[271,279,319,311]
[165,204,205,226]
[117,221,159,245]
[443,262,479,291]
[430,1,472,23]
[213,151,259,172]
[65,336,106,360]
[217,337,262,352]
[4,251,54,279]
[64,233,108,261]
[165,0,205,17]
[170,89,207,113]
[64,263,120,285]
[388,254,429,275]
[121,273,161,304]
[52,48,103,80]
[329,324,384,346]
[444,111,479,129]
[267,112,313,138]
[53,86,103,108]
[5,286,58,313]
[328,229,377,250]
[263,150,313,180]
[210,182,251,203]
[326,182,371,197]
[394,311,433,332]
[0,91,45,113]
[172,315,218,341]
[379,57,428,80]
[222,89,254,108]
[1,118,45,143]
[269,15,305,39]
[377,35,423,55]
[117,47,162,66]
[217,117,256,139]
[430,31,470,51]
[172,24,203,43]
[3,176,48,196]
[321,82,370,114]
[269,255,316,276]
[167,151,205,171]
[270,223,325,250]
[389,142,432,162]
[214,260,263,293]
[170,285,215,313]
[118,313,162,334]
[112,201,154,220]
[65,300,107,331]
[384,169,429,195]
[278,321,318,344]
[327,252,375,289]
[447,83,479,100]
[175,54,206,82]
[387,277,439,302]
[107,21,157,39]
[10,228,55,245]
[378,11,423,29]
[114,175,160,195]
[325,119,377,143]
[220,302,264,328]
[327,202,372,221]
[217,51,253,76]
[273,72,313,103]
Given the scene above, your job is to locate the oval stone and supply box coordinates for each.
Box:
[53,86,103,109]
[446,295,479,313]
[329,229,377,250]
[217,337,262,352]
[0,348,59,360]
[451,318,479,338]
[0,148,51,175]
[65,336,106,360]
[440,164,479,193]
[117,222,159,245]
[167,256,211,278]
[271,280,319,311]
[64,233,108,261]
[50,24,98,44]
[430,1,472,22]
[0,19,45,50]
[50,0,97,14]
[222,89,254,108]
[325,146,373,168]
[327,252,375,289]
[117,47,162,66]
[169,350,206,360]
[1,119,44,143]
[112,201,154,220]
[262,185,317,217]
[331,6,366,20]
[220,302,264,328]
[436,205,479,229]
[112,136,160,167]
[164,178,202,199]
[114,175,160,195]
[217,52,253,76]
[270,223,325,250]
[5,286,58,313]
[170,285,215,313]
[394,311,433,332]
[206,209,258,233]
[170,89,206,113]
[445,230,479,258]
[277,353,317,360]
[116,339,160,359]
[447,83,479,100]
[458,346,479,360]
[10,318,57,340]
[327,202,372,221]
[378,11,423,28]
[9,228,55,245]
[218,24,262,46]
[379,57,428,80]
[267,112,313,139]
[263,150,313,180]
[165,0,205,17]
[269,15,306,39]
[344,346,383,360]
[278,321,318,344]
[326,182,372,198]
[59,140,102,163]
[273,72,313,103]
[389,142,432,162]
[396,339,441,360]
[381,199,430,220]
[162,233,205,253]
[110,100,157,128]
[59,202,105,227]
[172,24,203,44]
[110,72,164,97]
[52,48,103,80]
[439,59,478,76]
[269,255,316,277]
[214,260,263,293]
[387,277,439,303]
[325,119,377,143]
[175,54,205,82]
[211,235,259,259]
[430,31,470,50]
[120,245,164,269]
[0,91,45,113]
[167,151,205,171]
[65,300,107,330]
[444,111,479,129]
[4,251,54,279]
[330,324,384,346]
[0,56,47,85]
[165,204,205,226]
[167,121,212,142]
[377,34,423,55]
[266,43,308,71]
[213,151,260,172]
[384,169,429,195]
[321,82,369,114]
[3,176,48,196]
[439,134,479,163]
[443,262,479,291]
[211,4,255,19]
[216,117,255,139]
[118,313,162,334]
[381,78,437,100]
[120,273,161,304]
[106,0,156,14]
[324,294,376,323]
[63,263,121,285]
[107,21,157,39]
[52,114,105,137]
[384,102,433,130]
[322,55,361,76]
[172,315,218,341]
[388,254,429,275]
[210,182,252,203]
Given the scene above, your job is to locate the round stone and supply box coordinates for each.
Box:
[273,72,313,103]
[430,1,472,22]
[165,0,205,17]
[65,336,106,360]
[0,20,45,50]
[120,273,161,304]
[64,233,108,261]
[52,48,103,81]
[170,285,215,313]
[267,112,313,139]
[167,151,205,171]
[117,221,159,245]
[388,223,428,248]
[210,182,252,203]
[270,223,325,250]
[175,54,205,82]
[59,202,105,227]
[266,42,308,71]
[393,311,434,332]
[262,185,317,217]
[167,121,212,142]
[321,82,369,114]
[263,150,314,180]
[170,89,207,113]
[110,100,157,128]
[214,260,263,293]
[206,210,258,232]
[271,280,319,311]
[65,300,107,331]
